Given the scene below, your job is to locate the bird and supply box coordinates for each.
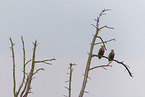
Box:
[98,45,105,59]
[108,49,115,61]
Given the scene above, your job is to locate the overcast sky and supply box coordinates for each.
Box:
[0,0,145,97]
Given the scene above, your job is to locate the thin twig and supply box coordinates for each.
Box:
[99,25,114,30]
[33,68,45,75]
[91,24,97,29]
[16,36,26,96]
[97,9,111,23]
[25,59,32,66]
[35,58,56,65]
[82,73,91,80]
[95,39,116,45]
[63,95,67,97]
[22,70,29,77]
[37,58,56,62]
[84,91,89,94]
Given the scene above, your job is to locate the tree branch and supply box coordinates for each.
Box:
[23,40,37,97]
[82,73,91,80]
[91,24,97,29]
[33,68,45,75]
[96,36,107,50]
[92,55,133,77]
[95,39,116,45]
[35,58,56,65]
[20,75,29,97]
[25,59,32,66]
[97,9,111,23]
[10,37,17,97]
[16,36,26,96]
[99,25,114,30]
[89,62,112,71]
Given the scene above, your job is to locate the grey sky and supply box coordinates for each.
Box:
[0,0,145,97]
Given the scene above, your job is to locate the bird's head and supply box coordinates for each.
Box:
[101,45,104,48]
[111,49,114,52]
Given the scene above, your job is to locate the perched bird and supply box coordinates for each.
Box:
[98,45,105,59]
[108,49,115,61]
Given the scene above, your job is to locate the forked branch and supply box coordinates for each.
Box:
[23,40,37,97]
[10,36,56,97]
[89,62,112,71]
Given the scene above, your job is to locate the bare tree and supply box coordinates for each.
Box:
[78,9,133,97]
[9,9,133,97]
[10,36,56,97]
[64,63,77,97]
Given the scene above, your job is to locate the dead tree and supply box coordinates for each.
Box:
[64,63,77,97]
[10,36,56,97]
[78,9,133,97]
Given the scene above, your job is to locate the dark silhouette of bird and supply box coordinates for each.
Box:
[108,49,115,61]
[98,45,105,59]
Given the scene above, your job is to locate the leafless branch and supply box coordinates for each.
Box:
[10,37,17,97]
[63,95,67,97]
[16,36,26,96]
[96,36,107,50]
[82,73,91,80]
[92,55,133,77]
[97,9,111,23]
[25,59,32,66]
[84,91,89,94]
[89,62,112,71]
[91,24,97,29]
[20,77,29,97]
[35,58,56,65]
[99,25,114,30]
[23,40,37,97]
[33,68,45,75]
[65,80,69,83]
[65,86,69,90]
[95,39,116,45]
